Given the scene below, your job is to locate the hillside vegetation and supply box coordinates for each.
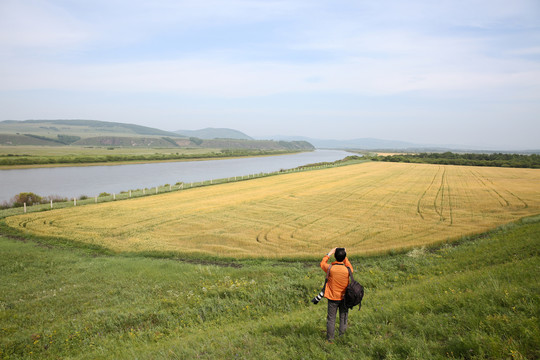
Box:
[0,119,182,138]
[0,213,538,359]
[0,120,314,157]
[6,162,540,257]
[373,152,540,169]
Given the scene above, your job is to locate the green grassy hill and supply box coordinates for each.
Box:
[0,215,538,359]
[0,120,314,152]
[0,120,183,138]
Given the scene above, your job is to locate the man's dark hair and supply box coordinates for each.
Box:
[335,247,346,262]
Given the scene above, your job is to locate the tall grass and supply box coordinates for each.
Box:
[1,216,538,359]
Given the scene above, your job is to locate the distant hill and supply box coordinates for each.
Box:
[198,139,314,151]
[174,128,253,140]
[265,135,419,150]
[0,120,314,151]
[0,119,184,138]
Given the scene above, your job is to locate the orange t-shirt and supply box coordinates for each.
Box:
[320,256,353,301]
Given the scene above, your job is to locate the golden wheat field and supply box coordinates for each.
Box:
[5,162,540,257]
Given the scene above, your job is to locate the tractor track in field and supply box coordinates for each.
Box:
[416,166,453,225]
[255,169,387,245]
[446,168,453,225]
[417,166,442,220]
[482,173,529,209]
[325,165,420,243]
[433,168,453,224]
[469,169,511,207]
[288,166,413,242]
[434,168,445,220]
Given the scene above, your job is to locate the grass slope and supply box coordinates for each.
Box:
[0,134,64,147]
[0,216,538,359]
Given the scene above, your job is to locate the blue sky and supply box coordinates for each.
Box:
[1,0,539,149]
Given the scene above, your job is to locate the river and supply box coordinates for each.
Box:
[0,150,354,203]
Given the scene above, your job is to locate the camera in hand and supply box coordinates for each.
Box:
[311,290,324,304]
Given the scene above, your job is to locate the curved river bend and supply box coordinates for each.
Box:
[0,150,353,203]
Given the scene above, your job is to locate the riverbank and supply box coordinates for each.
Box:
[0,155,365,214]
[0,150,357,205]
[0,152,304,170]
[0,148,306,169]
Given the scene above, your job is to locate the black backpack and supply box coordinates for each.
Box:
[342,266,364,310]
[316,264,364,310]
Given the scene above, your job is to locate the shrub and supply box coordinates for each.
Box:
[12,192,43,206]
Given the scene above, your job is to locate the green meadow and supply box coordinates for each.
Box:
[1,214,538,359]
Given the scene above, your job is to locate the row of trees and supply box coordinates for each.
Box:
[371,152,540,168]
[292,155,364,170]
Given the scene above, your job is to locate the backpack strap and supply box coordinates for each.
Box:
[320,264,332,292]
[325,264,333,280]
[345,266,356,284]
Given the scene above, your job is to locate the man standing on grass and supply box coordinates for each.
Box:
[320,247,353,342]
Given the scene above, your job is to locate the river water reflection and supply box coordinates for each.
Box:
[0,150,354,203]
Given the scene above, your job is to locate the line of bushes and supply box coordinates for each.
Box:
[292,155,364,170]
[0,192,69,209]
[0,149,303,166]
[370,152,540,168]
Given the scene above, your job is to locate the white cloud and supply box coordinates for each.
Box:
[2,50,538,101]
[1,0,539,148]
[0,0,90,49]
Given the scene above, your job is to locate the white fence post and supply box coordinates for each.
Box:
[24,202,26,213]
[74,198,76,206]
[129,190,132,198]
[113,193,116,200]
[50,200,53,209]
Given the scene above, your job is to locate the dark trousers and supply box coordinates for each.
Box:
[327,299,348,340]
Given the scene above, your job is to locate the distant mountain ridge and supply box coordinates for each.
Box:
[263,135,419,150]
[263,135,540,153]
[3,120,536,152]
[174,128,253,140]
[0,120,314,151]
